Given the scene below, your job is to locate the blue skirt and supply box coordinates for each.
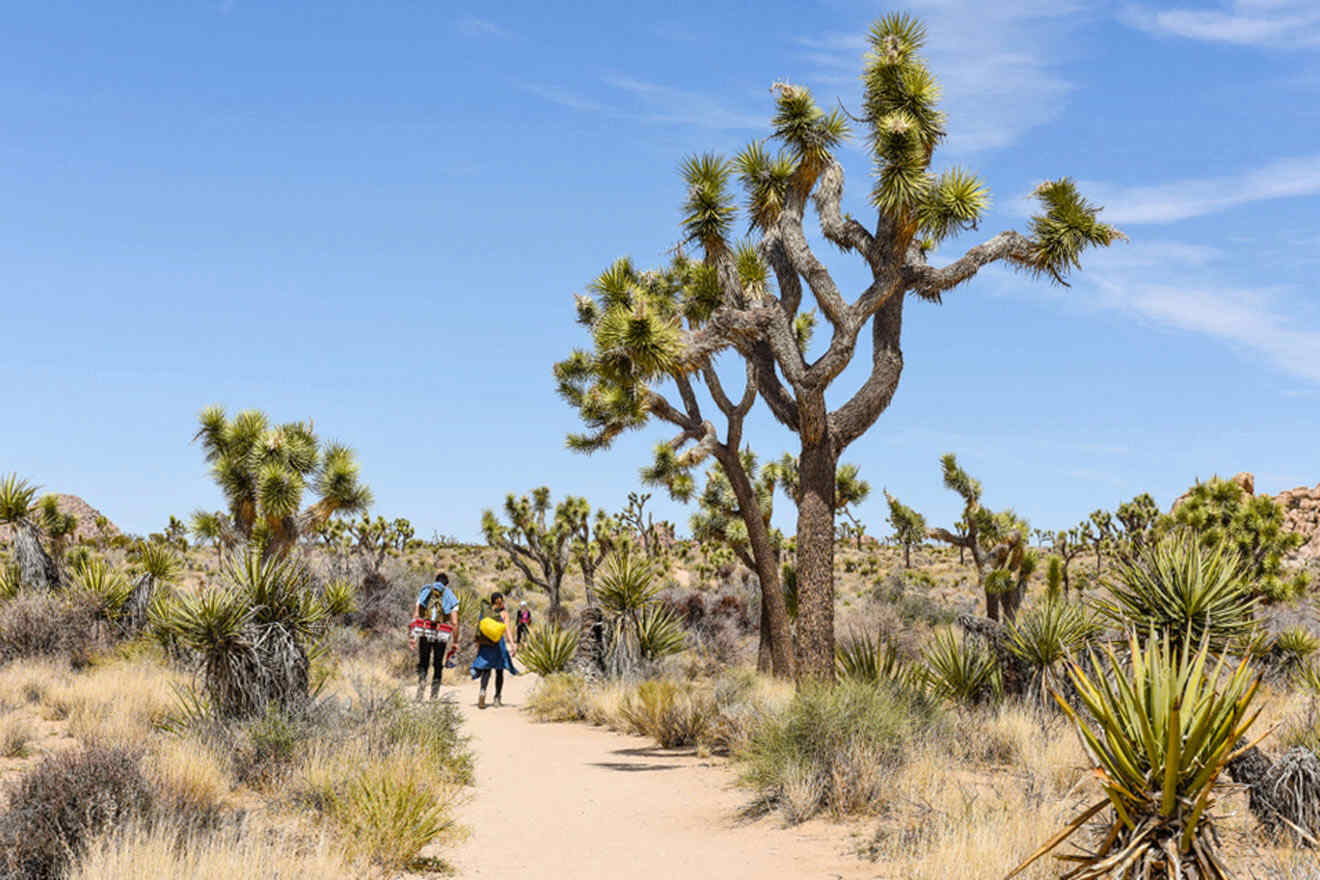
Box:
[470,640,519,678]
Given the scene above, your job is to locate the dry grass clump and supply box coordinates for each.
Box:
[145,736,232,828]
[618,679,715,748]
[0,591,109,668]
[526,673,630,726]
[327,754,464,872]
[738,679,938,824]
[55,657,187,747]
[0,713,36,758]
[69,815,369,880]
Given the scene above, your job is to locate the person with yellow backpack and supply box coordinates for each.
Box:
[469,591,519,708]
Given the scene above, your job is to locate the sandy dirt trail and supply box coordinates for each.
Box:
[434,671,881,880]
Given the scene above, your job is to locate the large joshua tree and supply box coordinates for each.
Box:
[193,406,373,559]
[559,15,1120,678]
[0,474,62,591]
[481,487,589,620]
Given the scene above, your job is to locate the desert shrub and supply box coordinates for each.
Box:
[321,578,358,618]
[0,591,107,667]
[0,745,156,880]
[1271,626,1320,677]
[328,760,459,872]
[637,605,686,661]
[146,738,231,832]
[619,679,714,748]
[519,624,580,676]
[921,629,999,705]
[230,705,305,786]
[375,696,472,783]
[1099,531,1255,651]
[738,679,935,823]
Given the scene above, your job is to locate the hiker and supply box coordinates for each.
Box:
[515,600,532,644]
[412,572,460,700]
[470,591,518,709]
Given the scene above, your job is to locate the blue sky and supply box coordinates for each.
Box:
[3,1,1318,542]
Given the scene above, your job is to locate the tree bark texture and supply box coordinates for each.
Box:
[794,436,837,681]
[15,523,59,591]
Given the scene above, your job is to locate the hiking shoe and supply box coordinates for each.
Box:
[477,691,486,709]
[493,696,503,708]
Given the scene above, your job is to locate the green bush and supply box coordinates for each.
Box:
[1004,600,1098,693]
[619,679,714,748]
[0,745,156,880]
[835,630,913,689]
[738,680,935,823]
[526,673,594,723]
[519,624,580,676]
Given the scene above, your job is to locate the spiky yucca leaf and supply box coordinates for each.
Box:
[637,605,686,660]
[680,153,736,252]
[836,630,913,689]
[770,83,848,188]
[922,628,998,704]
[130,540,181,583]
[519,624,580,676]
[0,474,40,524]
[1018,178,1126,285]
[1100,532,1255,652]
[735,140,794,232]
[322,578,358,617]
[70,557,133,621]
[916,167,988,243]
[1005,600,1099,693]
[1007,633,1262,880]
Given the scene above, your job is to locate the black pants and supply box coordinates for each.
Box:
[417,637,447,694]
[478,667,504,698]
[516,623,528,644]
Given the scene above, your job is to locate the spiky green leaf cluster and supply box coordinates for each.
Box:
[1019,178,1126,285]
[519,624,580,675]
[734,141,795,233]
[921,628,999,704]
[1005,600,1099,692]
[1012,633,1261,879]
[70,557,133,621]
[884,491,927,552]
[0,474,39,524]
[836,629,915,691]
[1101,532,1257,653]
[680,153,736,253]
[769,83,848,190]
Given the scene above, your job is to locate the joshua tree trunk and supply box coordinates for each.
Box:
[717,447,794,678]
[794,431,837,681]
[903,542,911,569]
[14,522,60,591]
[122,574,155,634]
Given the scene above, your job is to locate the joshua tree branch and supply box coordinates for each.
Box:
[902,230,1034,300]
[813,161,874,256]
[830,291,905,451]
[778,190,848,329]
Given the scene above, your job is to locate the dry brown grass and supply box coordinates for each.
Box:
[69,815,372,880]
[0,713,35,758]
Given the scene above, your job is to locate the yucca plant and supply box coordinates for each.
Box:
[1006,600,1100,697]
[321,578,358,618]
[921,628,998,705]
[0,473,60,591]
[120,540,181,632]
[1100,531,1256,652]
[836,629,913,690]
[637,604,686,661]
[70,557,133,623]
[152,550,327,718]
[1008,633,1263,880]
[595,550,681,675]
[1271,627,1319,673]
[519,624,580,676]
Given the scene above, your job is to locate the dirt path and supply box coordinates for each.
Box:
[436,671,881,880]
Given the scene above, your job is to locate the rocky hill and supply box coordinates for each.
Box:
[1173,472,1320,564]
[0,493,121,544]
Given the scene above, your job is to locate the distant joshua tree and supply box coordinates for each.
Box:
[193,406,373,559]
[883,490,926,569]
[0,474,62,591]
[481,487,589,620]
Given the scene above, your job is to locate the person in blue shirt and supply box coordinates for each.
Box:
[412,572,460,701]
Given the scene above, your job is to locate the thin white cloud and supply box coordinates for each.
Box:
[800,1,1091,154]
[1121,1,1320,49]
[515,82,607,113]
[603,75,765,130]
[455,15,511,39]
[1076,154,1320,224]
[1080,241,1320,383]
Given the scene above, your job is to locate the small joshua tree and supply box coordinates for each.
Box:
[929,454,1036,622]
[481,487,587,620]
[1049,523,1091,598]
[193,406,373,559]
[883,490,925,568]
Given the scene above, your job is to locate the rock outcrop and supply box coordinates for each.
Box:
[0,493,122,545]
[1276,482,1320,563]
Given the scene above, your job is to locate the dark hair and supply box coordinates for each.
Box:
[435,573,449,585]
[489,591,503,605]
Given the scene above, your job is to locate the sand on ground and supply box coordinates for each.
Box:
[433,670,881,880]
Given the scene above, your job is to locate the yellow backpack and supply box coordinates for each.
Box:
[478,616,506,644]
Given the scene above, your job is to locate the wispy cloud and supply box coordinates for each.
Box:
[515,82,607,113]
[1121,1,1320,49]
[603,75,765,130]
[1081,241,1320,383]
[455,15,511,39]
[1074,154,1320,224]
[799,1,1091,153]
